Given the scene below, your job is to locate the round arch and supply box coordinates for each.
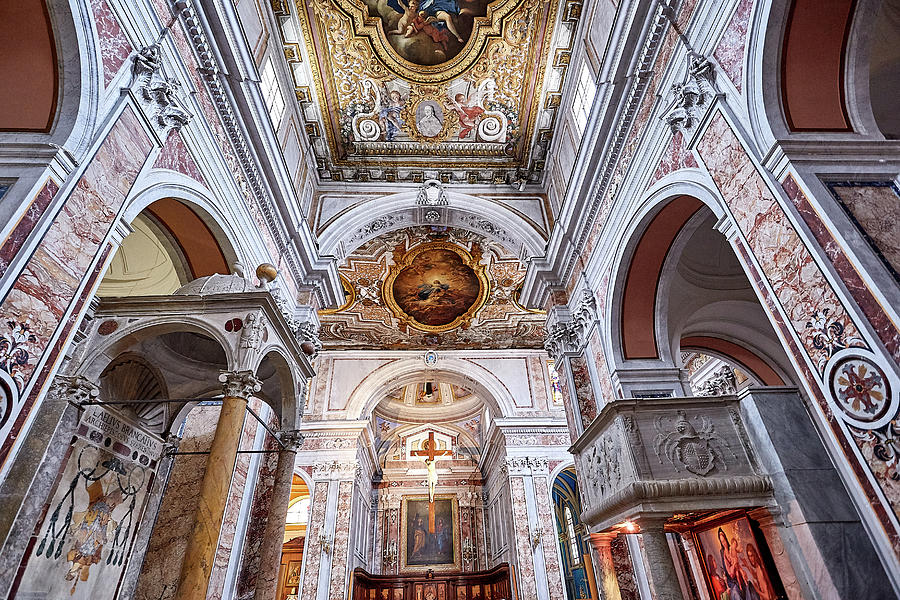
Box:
[316,190,548,260]
[256,346,301,429]
[344,357,517,421]
[75,317,234,383]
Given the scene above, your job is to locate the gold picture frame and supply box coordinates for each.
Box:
[383,242,489,333]
[400,495,461,572]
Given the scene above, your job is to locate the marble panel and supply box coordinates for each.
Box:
[713,0,753,92]
[827,182,900,282]
[697,113,864,372]
[153,130,207,186]
[0,108,152,465]
[534,476,566,600]
[609,536,639,600]
[329,480,354,600]
[134,405,219,600]
[570,354,598,428]
[587,328,616,410]
[0,178,59,278]
[300,481,329,598]
[648,131,699,187]
[235,433,281,599]
[90,0,132,86]
[12,430,157,598]
[783,175,900,365]
[509,476,537,600]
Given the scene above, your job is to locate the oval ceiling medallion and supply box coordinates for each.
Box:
[383,241,489,332]
[331,0,519,83]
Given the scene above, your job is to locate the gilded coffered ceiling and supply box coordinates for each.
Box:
[274,0,583,185]
[318,226,546,349]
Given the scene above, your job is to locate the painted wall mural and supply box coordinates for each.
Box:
[318,226,545,349]
[13,406,163,599]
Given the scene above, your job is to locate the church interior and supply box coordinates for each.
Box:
[0,0,899,598]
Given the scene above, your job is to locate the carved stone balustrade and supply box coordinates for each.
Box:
[570,396,772,531]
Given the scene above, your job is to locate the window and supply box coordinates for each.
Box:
[565,505,580,564]
[572,62,597,135]
[285,497,309,525]
[261,57,286,127]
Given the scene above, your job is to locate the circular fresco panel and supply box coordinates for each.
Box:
[384,242,488,332]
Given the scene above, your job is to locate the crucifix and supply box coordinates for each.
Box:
[410,432,453,532]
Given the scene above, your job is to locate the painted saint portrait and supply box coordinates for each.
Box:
[364,0,493,65]
[404,499,455,566]
[415,100,444,137]
[390,247,482,327]
[695,516,780,600]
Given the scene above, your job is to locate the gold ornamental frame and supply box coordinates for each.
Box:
[382,242,489,333]
[400,495,461,573]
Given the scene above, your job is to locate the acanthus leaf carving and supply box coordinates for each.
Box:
[132,44,193,135]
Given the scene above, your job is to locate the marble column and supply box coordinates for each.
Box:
[174,370,260,600]
[589,532,621,600]
[638,519,685,600]
[253,430,304,600]
[677,533,710,600]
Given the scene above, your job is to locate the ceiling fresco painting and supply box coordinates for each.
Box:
[318,226,546,349]
[281,0,583,184]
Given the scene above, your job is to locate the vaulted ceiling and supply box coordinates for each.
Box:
[274,0,582,185]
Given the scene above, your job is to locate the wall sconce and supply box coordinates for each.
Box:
[319,533,332,555]
[531,526,543,549]
[461,538,476,563]
[383,540,398,566]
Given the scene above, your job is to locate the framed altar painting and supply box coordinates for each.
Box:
[400,495,460,572]
[693,515,781,600]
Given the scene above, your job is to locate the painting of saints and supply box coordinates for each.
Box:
[449,93,484,139]
[405,499,455,567]
[366,0,491,65]
[695,517,780,600]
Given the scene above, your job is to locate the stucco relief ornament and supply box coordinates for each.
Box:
[662,54,719,137]
[132,44,193,134]
[583,433,622,501]
[416,180,449,206]
[654,411,732,476]
[219,370,262,399]
[544,321,578,362]
[696,365,737,396]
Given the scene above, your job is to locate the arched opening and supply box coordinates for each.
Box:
[552,467,597,600]
[613,195,796,394]
[867,0,900,137]
[780,0,855,131]
[0,0,58,131]
[276,475,309,600]
[98,199,232,298]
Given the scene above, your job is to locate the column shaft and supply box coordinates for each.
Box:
[639,522,685,600]
[589,533,621,600]
[175,394,249,599]
[253,439,299,600]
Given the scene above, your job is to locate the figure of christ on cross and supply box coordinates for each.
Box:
[410,432,453,532]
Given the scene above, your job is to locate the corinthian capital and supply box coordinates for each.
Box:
[280,429,305,452]
[219,370,262,399]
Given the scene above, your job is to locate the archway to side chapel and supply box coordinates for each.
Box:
[551,466,599,600]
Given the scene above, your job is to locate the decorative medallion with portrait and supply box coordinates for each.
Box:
[383,242,488,332]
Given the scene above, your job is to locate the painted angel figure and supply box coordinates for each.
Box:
[447,79,496,140]
[387,0,465,44]
[379,88,406,141]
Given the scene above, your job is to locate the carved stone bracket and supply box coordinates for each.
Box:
[51,375,100,406]
[219,370,262,399]
[132,44,193,136]
[661,55,719,139]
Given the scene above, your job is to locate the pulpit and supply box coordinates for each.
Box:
[351,564,512,600]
